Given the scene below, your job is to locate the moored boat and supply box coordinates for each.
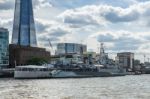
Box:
[51,61,126,78]
[14,64,126,79]
[14,65,53,79]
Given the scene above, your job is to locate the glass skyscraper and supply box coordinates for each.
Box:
[12,0,37,47]
[0,28,9,68]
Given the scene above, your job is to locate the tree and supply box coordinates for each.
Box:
[27,57,49,65]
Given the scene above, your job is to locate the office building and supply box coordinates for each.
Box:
[0,28,9,68]
[12,0,37,47]
[117,52,134,71]
[56,43,87,55]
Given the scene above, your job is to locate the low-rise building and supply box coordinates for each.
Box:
[117,52,134,71]
[9,44,50,68]
[0,28,9,68]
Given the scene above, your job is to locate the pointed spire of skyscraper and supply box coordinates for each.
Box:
[12,0,37,47]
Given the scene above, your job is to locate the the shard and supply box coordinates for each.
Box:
[12,0,37,47]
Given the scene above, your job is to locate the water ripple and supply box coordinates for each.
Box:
[0,75,150,99]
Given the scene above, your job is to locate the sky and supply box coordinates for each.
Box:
[0,0,150,61]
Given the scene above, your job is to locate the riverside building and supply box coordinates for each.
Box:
[56,43,87,55]
[117,52,134,71]
[54,43,87,65]
[0,28,9,68]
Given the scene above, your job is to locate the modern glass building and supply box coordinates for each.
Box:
[0,28,9,68]
[56,43,87,55]
[12,0,37,47]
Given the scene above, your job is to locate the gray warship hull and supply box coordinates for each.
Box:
[50,69,126,78]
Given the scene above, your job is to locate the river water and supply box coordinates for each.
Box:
[0,75,150,99]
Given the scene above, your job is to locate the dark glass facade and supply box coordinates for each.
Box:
[12,0,37,47]
[0,28,9,68]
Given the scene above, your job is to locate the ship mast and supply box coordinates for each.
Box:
[100,43,105,56]
[99,42,107,65]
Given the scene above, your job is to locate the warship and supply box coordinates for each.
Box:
[50,43,126,78]
[14,43,126,79]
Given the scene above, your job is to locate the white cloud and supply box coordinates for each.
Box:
[59,1,150,28]
[1,0,150,59]
[0,0,14,10]
[88,30,150,52]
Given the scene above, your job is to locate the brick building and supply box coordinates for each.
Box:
[9,44,50,68]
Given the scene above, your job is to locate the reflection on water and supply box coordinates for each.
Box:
[0,75,150,99]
